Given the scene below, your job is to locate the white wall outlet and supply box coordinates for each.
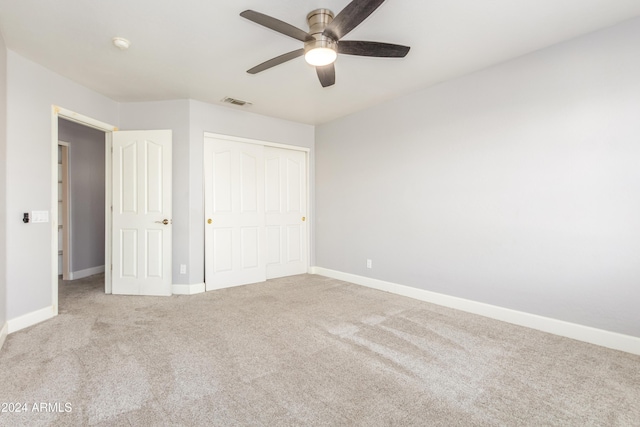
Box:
[366,259,372,269]
[180,264,187,274]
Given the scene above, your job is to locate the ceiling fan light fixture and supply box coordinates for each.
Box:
[304,47,337,66]
[304,36,337,66]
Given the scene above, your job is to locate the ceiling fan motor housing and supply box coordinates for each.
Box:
[304,9,337,54]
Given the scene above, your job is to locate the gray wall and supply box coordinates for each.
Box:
[5,51,118,320]
[0,30,7,333]
[58,118,105,273]
[315,17,640,337]
[118,99,315,286]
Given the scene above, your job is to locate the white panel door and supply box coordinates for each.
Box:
[204,137,265,290]
[265,147,307,279]
[112,130,172,296]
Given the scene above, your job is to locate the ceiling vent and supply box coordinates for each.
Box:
[222,97,252,107]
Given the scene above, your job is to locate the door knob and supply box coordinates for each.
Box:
[302,216,306,222]
[207,218,212,224]
[155,219,171,225]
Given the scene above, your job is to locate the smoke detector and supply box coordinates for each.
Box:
[112,37,131,50]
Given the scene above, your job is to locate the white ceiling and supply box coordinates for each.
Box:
[1,0,639,125]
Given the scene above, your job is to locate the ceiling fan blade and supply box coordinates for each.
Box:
[316,64,336,87]
[338,41,410,57]
[323,0,386,41]
[240,10,313,42]
[247,49,305,74]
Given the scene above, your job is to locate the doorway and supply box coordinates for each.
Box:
[51,107,116,315]
[52,107,174,311]
[58,119,107,282]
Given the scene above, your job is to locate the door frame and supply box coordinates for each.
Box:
[51,106,117,314]
[58,141,71,280]
[203,132,311,283]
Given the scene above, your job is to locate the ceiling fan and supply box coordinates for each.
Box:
[240,0,410,87]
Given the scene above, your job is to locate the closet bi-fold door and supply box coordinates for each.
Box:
[204,137,266,290]
[264,147,307,279]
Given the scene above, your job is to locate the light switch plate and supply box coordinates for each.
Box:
[31,210,49,223]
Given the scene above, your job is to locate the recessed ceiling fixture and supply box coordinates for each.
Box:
[240,0,410,88]
[112,37,131,50]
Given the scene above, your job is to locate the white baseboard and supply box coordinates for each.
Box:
[7,306,56,334]
[69,265,105,280]
[0,322,8,350]
[172,282,205,295]
[310,267,640,356]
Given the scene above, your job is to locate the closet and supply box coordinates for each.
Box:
[204,135,308,290]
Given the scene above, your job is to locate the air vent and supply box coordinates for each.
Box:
[222,97,252,107]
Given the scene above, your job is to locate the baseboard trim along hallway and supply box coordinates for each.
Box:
[69,265,105,280]
[310,267,640,356]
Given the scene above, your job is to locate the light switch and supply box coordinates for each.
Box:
[31,210,49,223]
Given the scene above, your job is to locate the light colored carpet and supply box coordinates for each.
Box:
[0,273,638,426]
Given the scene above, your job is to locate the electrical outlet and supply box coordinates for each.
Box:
[366,259,372,269]
[180,264,187,274]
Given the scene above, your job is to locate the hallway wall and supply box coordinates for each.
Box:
[58,118,105,276]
